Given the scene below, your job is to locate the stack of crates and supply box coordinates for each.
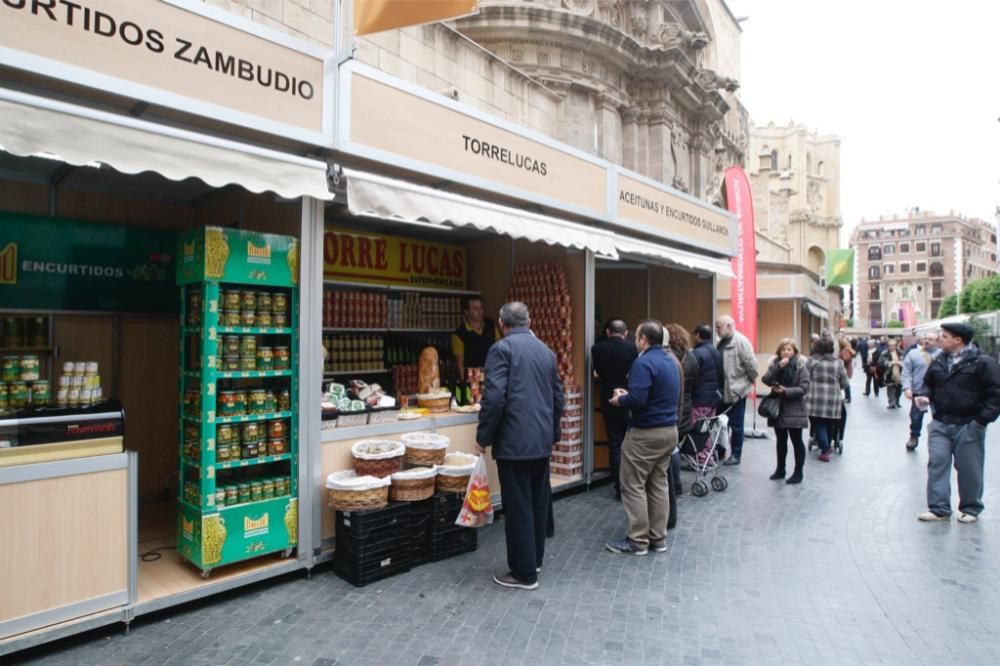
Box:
[429,492,478,561]
[409,498,434,566]
[333,502,412,587]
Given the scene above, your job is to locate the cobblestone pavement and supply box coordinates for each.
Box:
[14,372,1000,665]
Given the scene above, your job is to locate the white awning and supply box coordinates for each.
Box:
[344,168,619,258]
[0,88,332,201]
[804,301,829,319]
[613,234,734,277]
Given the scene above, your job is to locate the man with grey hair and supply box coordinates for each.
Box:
[715,315,758,465]
[902,332,940,451]
[476,301,564,590]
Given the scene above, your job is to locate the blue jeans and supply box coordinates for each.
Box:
[926,421,986,517]
[909,401,926,438]
[725,397,747,458]
[813,417,836,453]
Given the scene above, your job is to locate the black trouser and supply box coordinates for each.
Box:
[497,458,551,584]
[604,408,629,492]
[774,427,805,473]
[864,370,875,394]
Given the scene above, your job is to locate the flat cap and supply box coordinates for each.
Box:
[940,321,975,343]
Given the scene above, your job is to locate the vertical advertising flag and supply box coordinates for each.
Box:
[825,249,855,286]
[354,0,479,36]
[723,167,758,351]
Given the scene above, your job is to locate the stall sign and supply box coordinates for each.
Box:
[324,227,467,290]
[342,64,608,220]
[0,213,175,313]
[615,171,736,256]
[0,0,331,144]
[177,227,299,288]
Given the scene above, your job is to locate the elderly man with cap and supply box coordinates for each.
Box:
[901,332,940,451]
[916,322,1000,523]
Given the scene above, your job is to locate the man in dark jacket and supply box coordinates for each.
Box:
[605,320,680,556]
[916,322,1000,524]
[477,301,564,590]
[868,336,888,397]
[591,318,638,499]
[690,324,724,457]
[856,337,870,393]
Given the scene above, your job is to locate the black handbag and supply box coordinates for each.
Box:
[758,393,781,419]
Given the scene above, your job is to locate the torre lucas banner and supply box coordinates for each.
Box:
[0,0,329,140]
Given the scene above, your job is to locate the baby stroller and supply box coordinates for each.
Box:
[678,409,731,497]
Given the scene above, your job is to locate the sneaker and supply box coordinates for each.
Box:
[605,536,648,556]
[957,512,978,524]
[818,451,831,462]
[493,571,538,590]
[905,436,918,451]
[723,456,741,466]
[649,539,668,553]
[917,511,949,522]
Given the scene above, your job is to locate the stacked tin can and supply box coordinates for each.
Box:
[55,361,101,409]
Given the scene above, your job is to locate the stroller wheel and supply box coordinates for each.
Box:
[808,438,816,452]
[836,441,844,455]
[691,481,709,497]
[711,476,727,492]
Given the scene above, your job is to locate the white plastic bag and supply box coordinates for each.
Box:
[455,455,494,527]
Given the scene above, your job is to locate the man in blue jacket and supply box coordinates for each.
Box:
[605,320,680,556]
[476,301,564,590]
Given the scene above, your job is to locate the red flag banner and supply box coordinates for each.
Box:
[723,167,758,351]
[354,0,480,36]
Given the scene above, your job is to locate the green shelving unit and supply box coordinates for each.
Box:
[175,227,300,576]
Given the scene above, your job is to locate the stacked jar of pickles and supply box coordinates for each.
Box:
[211,476,292,507]
[0,353,52,411]
[213,418,291,462]
[218,288,289,329]
[218,334,292,373]
[217,387,291,418]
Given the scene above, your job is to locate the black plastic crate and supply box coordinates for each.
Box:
[410,498,434,566]
[429,492,465,530]
[335,527,411,560]
[333,549,411,587]
[335,502,411,541]
[430,532,477,562]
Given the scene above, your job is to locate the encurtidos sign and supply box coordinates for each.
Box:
[0,0,330,142]
[0,212,176,313]
[324,226,467,290]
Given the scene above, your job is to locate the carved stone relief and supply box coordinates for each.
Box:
[563,0,596,15]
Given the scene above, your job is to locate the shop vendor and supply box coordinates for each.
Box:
[451,296,502,377]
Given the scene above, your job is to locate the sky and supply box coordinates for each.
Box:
[724,0,1000,242]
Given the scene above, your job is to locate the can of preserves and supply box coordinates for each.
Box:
[232,391,247,415]
[216,444,230,462]
[218,391,238,416]
[221,310,240,327]
[184,388,201,414]
[262,479,275,499]
[278,388,291,413]
[238,483,251,504]
[56,388,68,407]
[256,311,272,328]
[267,419,286,439]
[222,335,241,356]
[250,481,262,502]
[226,485,238,506]
[272,312,288,327]
[240,290,256,312]
[10,382,28,409]
[221,356,240,372]
[0,383,7,411]
[216,423,237,446]
[1,356,18,383]
[19,355,39,382]
[264,390,277,413]
[239,335,257,356]
[67,388,81,408]
[241,441,258,459]
[187,289,203,325]
[240,309,256,327]
[277,477,290,496]
[268,438,286,456]
[273,346,290,371]
[248,389,267,415]
[222,290,240,311]
[241,421,262,443]
[256,291,272,313]
[272,292,288,315]
[214,489,226,506]
[239,354,256,371]
[256,346,273,371]
[30,380,50,406]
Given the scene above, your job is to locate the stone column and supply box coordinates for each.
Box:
[594,92,622,164]
[647,107,672,184]
[621,108,640,172]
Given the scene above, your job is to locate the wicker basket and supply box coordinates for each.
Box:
[390,467,437,501]
[417,392,451,413]
[351,440,405,478]
[401,432,450,466]
[435,473,470,494]
[325,471,391,511]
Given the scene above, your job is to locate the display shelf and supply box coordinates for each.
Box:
[216,370,293,380]
[218,326,293,335]
[215,411,293,425]
[0,346,54,353]
[323,279,480,296]
[215,453,293,470]
[322,328,455,334]
[179,495,295,514]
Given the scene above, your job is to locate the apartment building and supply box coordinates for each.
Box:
[850,210,999,326]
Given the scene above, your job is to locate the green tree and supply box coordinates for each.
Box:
[939,293,958,317]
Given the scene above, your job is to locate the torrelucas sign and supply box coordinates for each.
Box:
[0,0,331,143]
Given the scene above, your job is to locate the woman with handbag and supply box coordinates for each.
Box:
[761,338,811,484]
